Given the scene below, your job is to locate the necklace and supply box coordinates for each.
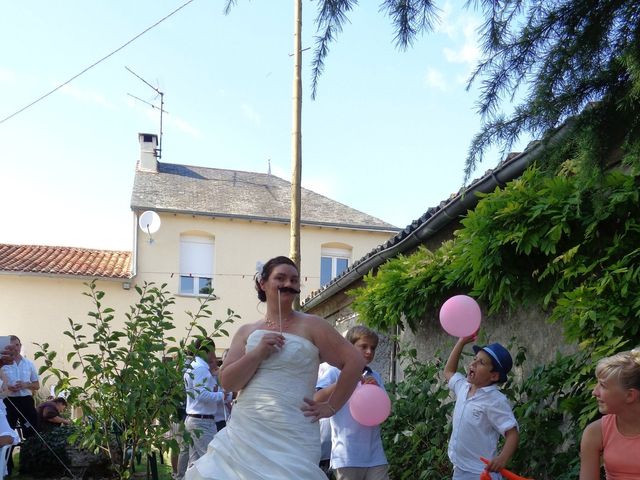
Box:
[263,288,295,333]
[264,312,294,330]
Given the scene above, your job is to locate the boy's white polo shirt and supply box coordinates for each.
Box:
[447,372,518,474]
[316,365,388,469]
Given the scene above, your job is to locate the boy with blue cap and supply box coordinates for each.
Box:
[444,336,519,480]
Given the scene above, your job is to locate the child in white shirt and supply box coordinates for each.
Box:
[316,326,389,480]
[444,336,519,480]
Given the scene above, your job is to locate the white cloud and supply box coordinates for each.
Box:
[444,41,480,66]
[434,1,456,37]
[59,83,115,110]
[424,67,448,91]
[436,2,482,70]
[241,103,261,125]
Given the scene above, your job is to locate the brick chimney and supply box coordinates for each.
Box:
[138,133,158,172]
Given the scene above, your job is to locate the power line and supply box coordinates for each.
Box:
[0,0,195,126]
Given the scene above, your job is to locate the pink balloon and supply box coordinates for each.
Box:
[439,295,482,337]
[349,384,391,427]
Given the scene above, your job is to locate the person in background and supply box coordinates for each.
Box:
[444,336,519,480]
[210,361,232,433]
[2,335,40,474]
[0,340,14,368]
[316,326,389,480]
[317,362,333,477]
[36,396,71,433]
[1,336,39,438]
[167,351,189,480]
[579,347,640,480]
[0,366,20,447]
[185,256,364,480]
[183,338,223,467]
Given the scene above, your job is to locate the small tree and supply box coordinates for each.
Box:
[35,281,237,479]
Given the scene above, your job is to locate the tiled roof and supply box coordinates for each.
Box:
[131,163,398,232]
[0,244,132,279]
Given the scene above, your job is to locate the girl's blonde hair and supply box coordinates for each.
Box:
[595,347,640,391]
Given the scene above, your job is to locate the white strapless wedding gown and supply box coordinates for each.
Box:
[185,330,327,480]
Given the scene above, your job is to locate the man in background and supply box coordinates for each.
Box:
[1,335,40,474]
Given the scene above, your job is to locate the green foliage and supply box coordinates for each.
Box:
[350,244,456,332]
[382,349,452,480]
[465,0,640,179]
[353,162,640,348]
[352,138,640,478]
[277,0,640,179]
[504,349,587,480]
[34,281,238,479]
[384,339,634,480]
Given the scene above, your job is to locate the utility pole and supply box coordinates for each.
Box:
[290,0,303,309]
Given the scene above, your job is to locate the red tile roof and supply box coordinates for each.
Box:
[0,244,132,279]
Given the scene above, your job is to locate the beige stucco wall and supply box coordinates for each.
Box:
[0,273,135,398]
[1,213,394,395]
[135,212,395,345]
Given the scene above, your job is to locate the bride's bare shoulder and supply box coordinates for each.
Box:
[232,321,265,342]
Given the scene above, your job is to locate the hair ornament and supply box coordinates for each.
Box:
[255,261,265,280]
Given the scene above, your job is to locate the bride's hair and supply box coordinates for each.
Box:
[254,256,298,302]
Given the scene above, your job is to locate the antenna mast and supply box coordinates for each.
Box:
[126,66,166,159]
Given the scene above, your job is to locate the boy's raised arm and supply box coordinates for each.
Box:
[444,336,474,381]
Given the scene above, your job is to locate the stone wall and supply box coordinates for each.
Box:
[311,292,577,385]
[399,304,577,383]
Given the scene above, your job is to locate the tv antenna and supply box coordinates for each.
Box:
[126,66,166,159]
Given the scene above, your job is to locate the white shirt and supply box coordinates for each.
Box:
[316,365,388,469]
[1,357,38,397]
[211,373,232,421]
[0,377,20,444]
[184,356,223,416]
[447,372,518,474]
[317,362,333,461]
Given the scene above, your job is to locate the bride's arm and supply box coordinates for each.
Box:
[309,318,365,415]
[218,325,284,392]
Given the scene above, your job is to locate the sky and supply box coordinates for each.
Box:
[0,1,530,251]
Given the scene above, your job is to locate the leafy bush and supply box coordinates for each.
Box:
[383,349,452,480]
[352,148,640,478]
[35,281,237,479]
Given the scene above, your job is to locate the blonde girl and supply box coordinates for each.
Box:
[580,347,640,480]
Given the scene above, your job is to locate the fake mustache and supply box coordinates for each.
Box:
[278,286,301,294]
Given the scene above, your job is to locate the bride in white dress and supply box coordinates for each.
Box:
[185,256,365,480]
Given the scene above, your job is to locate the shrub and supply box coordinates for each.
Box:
[35,281,237,479]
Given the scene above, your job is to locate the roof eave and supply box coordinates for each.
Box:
[130,207,400,233]
[301,121,574,312]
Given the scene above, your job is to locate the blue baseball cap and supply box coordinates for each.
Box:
[472,342,513,383]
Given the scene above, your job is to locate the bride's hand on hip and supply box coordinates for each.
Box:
[301,397,336,422]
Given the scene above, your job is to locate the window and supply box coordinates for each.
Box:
[320,246,351,287]
[179,235,214,296]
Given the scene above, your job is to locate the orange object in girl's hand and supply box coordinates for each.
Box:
[479,457,535,480]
